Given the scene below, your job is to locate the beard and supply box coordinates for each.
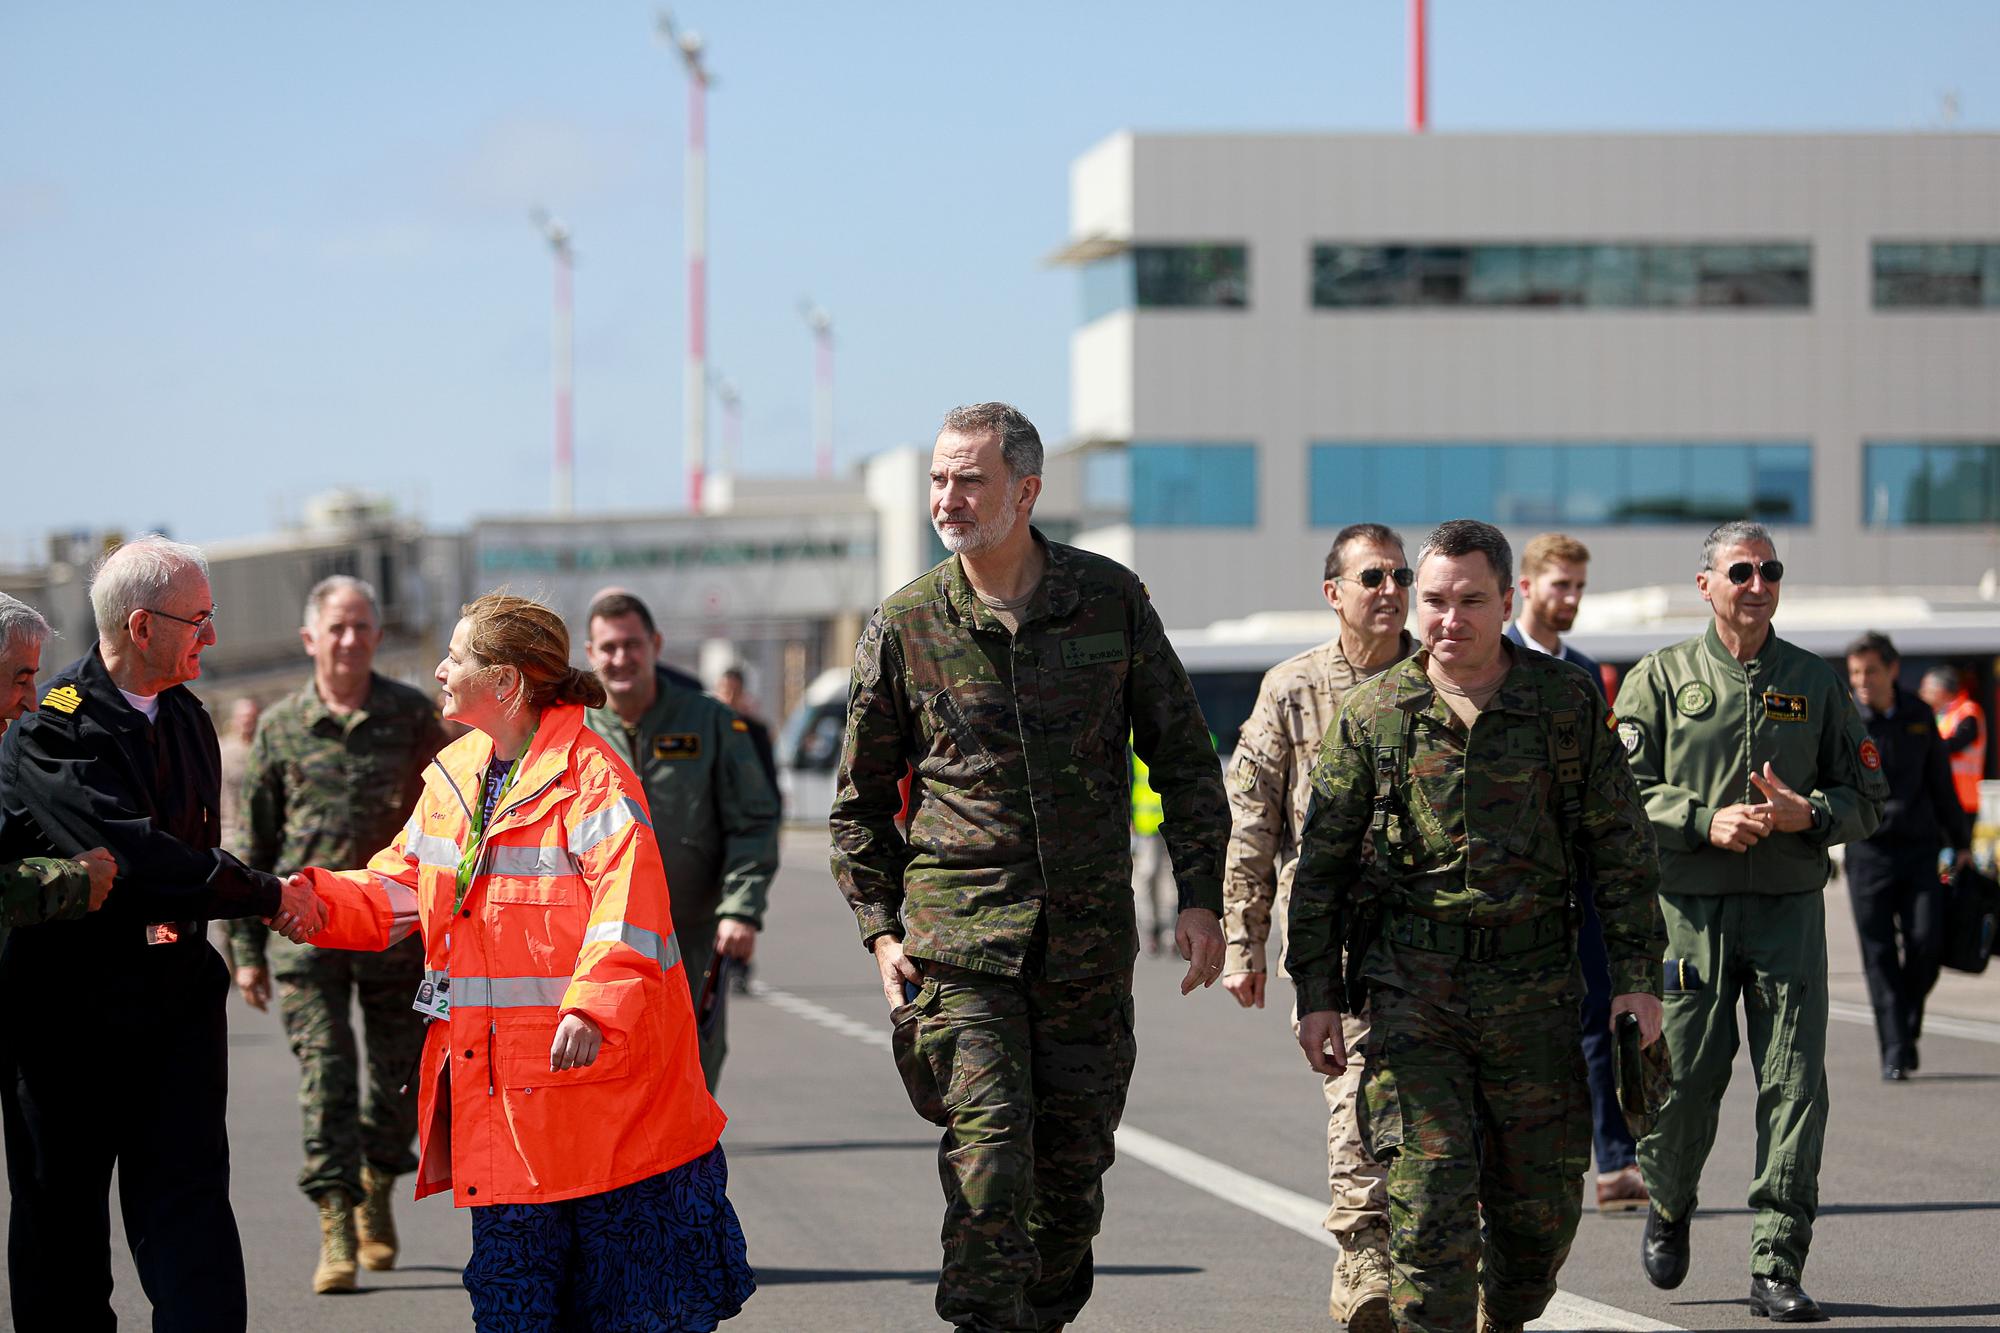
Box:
[933,504,1018,555]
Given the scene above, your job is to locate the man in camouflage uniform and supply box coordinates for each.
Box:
[583,590,780,1088]
[1,593,119,945]
[832,402,1229,1333]
[1619,521,1886,1322]
[1224,521,1415,1332]
[1289,520,1665,1333]
[226,576,446,1294]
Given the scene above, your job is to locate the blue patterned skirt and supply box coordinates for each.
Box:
[464,1145,754,1331]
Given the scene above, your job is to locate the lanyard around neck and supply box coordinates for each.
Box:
[454,736,531,916]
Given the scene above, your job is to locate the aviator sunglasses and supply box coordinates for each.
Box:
[1340,567,1415,590]
[1720,560,1784,586]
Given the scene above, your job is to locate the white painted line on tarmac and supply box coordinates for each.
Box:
[1829,998,2000,1046]
[751,982,1687,1333]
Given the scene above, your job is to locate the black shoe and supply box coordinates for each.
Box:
[1641,1204,1691,1289]
[1749,1275,1826,1322]
[1883,1066,1908,1082]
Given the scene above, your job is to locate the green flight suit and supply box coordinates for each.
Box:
[1,856,93,952]
[1616,622,1887,1283]
[1290,647,1664,1333]
[587,671,779,1091]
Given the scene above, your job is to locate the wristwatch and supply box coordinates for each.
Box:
[1807,802,1829,836]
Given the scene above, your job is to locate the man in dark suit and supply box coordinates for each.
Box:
[1507,532,1647,1213]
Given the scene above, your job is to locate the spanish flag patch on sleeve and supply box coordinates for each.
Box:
[731,719,748,733]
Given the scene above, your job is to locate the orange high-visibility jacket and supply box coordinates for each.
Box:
[304,704,724,1207]
[1939,693,1987,815]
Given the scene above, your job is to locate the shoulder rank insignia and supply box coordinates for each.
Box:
[40,684,82,715]
[1674,681,1714,717]
[730,718,749,733]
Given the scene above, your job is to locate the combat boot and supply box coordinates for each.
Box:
[1330,1232,1392,1332]
[357,1166,399,1271]
[312,1192,359,1294]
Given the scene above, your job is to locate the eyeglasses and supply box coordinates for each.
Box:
[1720,561,1784,586]
[1339,567,1414,590]
[146,605,220,631]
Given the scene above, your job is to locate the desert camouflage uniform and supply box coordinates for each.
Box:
[1224,632,1413,1287]
[1,856,92,951]
[225,674,446,1204]
[1289,648,1664,1333]
[832,530,1227,1333]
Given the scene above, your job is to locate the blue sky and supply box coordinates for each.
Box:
[3,1,1996,556]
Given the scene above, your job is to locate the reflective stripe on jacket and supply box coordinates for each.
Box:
[305,704,724,1207]
[1939,695,1986,814]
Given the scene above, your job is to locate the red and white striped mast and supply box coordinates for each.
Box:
[659,10,712,512]
[533,210,575,515]
[1409,0,1429,132]
[801,301,833,478]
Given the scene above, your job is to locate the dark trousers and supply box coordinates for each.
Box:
[1846,841,1948,1071]
[1,941,247,1332]
[1576,883,1638,1172]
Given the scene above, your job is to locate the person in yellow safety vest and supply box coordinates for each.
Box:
[1920,666,1987,817]
[1130,751,1171,953]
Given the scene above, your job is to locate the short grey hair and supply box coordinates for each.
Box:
[1923,665,1961,693]
[0,592,52,659]
[939,402,1043,481]
[304,575,381,629]
[1699,520,1775,574]
[1416,518,1513,590]
[89,535,210,641]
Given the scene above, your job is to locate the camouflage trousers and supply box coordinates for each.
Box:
[273,934,426,1202]
[1637,891,1829,1283]
[1359,986,1590,1333]
[891,962,1137,1333]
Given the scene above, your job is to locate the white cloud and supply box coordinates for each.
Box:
[443,116,641,216]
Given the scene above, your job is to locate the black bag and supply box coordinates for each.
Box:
[1940,862,2000,975]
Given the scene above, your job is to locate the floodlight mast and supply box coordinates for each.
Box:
[659,10,712,511]
[533,210,575,515]
[800,301,833,479]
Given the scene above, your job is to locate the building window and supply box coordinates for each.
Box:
[1309,442,1812,528]
[1311,243,1811,309]
[1129,444,1257,527]
[1873,244,2000,309]
[1080,245,1248,321]
[1863,442,2000,525]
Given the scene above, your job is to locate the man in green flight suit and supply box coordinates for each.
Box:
[1,593,119,942]
[1289,520,1666,1333]
[584,590,779,1090]
[1617,520,1887,1323]
[832,402,1230,1333]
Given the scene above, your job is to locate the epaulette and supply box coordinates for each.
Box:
[40,683,83,716]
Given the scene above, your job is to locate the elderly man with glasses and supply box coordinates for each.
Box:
[0,535,323,1332]
[1614,520,1887,1323]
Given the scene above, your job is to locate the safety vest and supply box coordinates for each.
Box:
[1130,753,1164,836]
[305,704,724,1207]
[1939,693,1987,815]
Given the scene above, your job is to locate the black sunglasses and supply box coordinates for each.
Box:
[1341,567,1414,590]
[1721,560,1784,586]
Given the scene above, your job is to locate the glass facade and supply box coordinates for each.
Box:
[1873,243,2000,309]
[1308,442,1813,528]
[1079,245,1249,322]
[1311,243,1811,309]
[1128,443,1257,527]
[1863,443,2000,525]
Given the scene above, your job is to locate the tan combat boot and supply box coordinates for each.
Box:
[312,1193,359,1294]
[1330,1232,1392,1332]
[356,1166,399,1271]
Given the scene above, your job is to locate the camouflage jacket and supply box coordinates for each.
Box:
[226,673,447,970]
[1615,622,1886,897]
[831,531,1228,980]
[587,669,780,935]
[1223,631,1415,977]
[1,856,92,949]
[1289,646,1664,1017]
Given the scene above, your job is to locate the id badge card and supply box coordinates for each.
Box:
[411,978,451,1022]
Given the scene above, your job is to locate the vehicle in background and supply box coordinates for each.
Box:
[778,667,851,826]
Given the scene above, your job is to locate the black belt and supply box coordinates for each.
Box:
[1384,910,1567,961]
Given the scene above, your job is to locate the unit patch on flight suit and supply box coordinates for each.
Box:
[1763,691,1808,723]
[1617,721,1642,756]
[1675,681,1713,717]
[652,732,702,760]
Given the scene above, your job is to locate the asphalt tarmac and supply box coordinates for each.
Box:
[6,828,1995,1331]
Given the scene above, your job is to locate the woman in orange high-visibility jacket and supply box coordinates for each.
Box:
[283,594,752,1330]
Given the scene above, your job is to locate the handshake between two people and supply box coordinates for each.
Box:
[266,872,327,945]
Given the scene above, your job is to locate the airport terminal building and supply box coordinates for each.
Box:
[1048,132,2000,630]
